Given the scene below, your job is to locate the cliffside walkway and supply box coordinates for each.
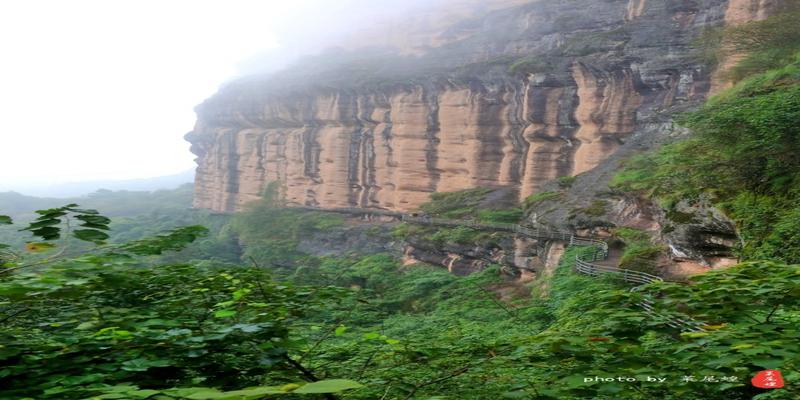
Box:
[291,206,707,332]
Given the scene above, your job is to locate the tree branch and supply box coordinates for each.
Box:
[282,354,338,400]
[402,365,470,400]
[764,303,782,323]
[0,307,30,324]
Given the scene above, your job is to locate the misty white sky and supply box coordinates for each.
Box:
[0,0,426,190]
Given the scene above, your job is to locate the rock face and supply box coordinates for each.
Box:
[710,0,784,93]
[187,0,771,213]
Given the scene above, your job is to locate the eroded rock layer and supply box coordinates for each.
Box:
[187,0,773,213]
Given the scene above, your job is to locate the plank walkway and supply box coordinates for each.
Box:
[291,206,707,332]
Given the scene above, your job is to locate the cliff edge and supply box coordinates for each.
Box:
[186,0,774,213]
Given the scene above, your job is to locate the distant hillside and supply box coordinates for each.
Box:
[0,170,194,198]
[0,183,194,221]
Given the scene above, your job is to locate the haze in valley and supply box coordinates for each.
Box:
[0,0,434,196]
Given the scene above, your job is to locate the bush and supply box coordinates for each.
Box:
[508,57,558,75]
[681,78,800,195]
[612,49,800,263]
[427,227,488,245]
[720,11,800,81]
[523,191,561,209]
[231,195,344,266]
[420,188,491,218]
[582,200,608,217]
[391,222,423,239]
[758,206,800,263]
[614,228,662,273]
[556,176,576,188]
[477,208,523,224]
[613,227,650,242]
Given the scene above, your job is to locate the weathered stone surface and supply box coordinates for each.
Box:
[296,220,403,258]
[659,198,740,263]
[401,233,536,276]
[710,0,785,93]
[187,0,772,213]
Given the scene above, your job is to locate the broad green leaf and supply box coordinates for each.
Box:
[363,332,380,340]
[232,288,251,300]
[751,358,783,369]
[231,323,262,333]
[214,386,287,399]
[24,218,61,229]
[127,389,160,398]
[214,310,237,318]
[28,226,60,240]
[162,388,224,399]
[679,332,710,339]
[76,321,97,330]
[67,207,100,215]
[121,358,172,372]
[0,215,12,225]
[99,385,140,393]
[75,214,111,228]
[118,225,208,255]
[73,228,109,243]
[292,379,363,394]
[24,242,56,253]
[33,208,67,217]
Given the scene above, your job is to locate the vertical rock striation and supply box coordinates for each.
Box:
[710,0,785,93]
[187,0,776,213]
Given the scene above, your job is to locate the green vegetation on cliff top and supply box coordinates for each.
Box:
[612,53,800,263]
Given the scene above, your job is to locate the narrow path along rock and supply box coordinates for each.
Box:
[291,205,708,332]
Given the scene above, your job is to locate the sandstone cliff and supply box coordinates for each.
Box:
[187,0,773,213]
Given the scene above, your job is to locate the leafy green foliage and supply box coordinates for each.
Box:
[508,56,559,76]
[118,225,209,255]
[292,379,364,394]
[1,193,799,399]
[681,79,800,195]
[507,248,800,399]
[420,188,492,218]
[283,255,553,399]
[612,52,800,263]
[580,199,608,217]
[19,204,110,243]
[230,200,343,267]
[388,188,522,245]
[390,222,424,240]
[612,228,663,273]
[523,191,561,209]
[0,185,239,264]
[477,208,523,223]
[556,175,576,188]
[718,10,800,82]
[0,219,364,399]
[427,226,494,245]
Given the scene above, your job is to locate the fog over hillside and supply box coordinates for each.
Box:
[0,170,194,198]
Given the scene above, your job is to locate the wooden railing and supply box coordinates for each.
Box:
[290,205,707,332]
[569,238,706,332]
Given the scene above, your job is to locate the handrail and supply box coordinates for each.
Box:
[288,205,707,332]
[568,236,706,332]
